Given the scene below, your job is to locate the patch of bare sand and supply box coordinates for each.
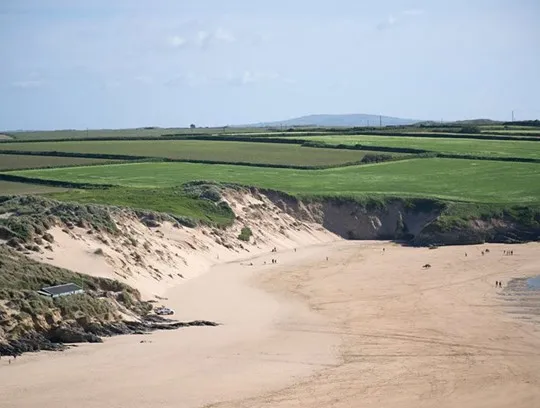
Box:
[217,242,540,408]
[3,237,540,407]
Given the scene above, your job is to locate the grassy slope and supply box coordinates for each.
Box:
[0,140,397,167]
[0,246,148,341]
[302,135,540,159]
[0,154,122,171]
[49,186,235,226]
[12,159,540,204]
[0,180,66,195]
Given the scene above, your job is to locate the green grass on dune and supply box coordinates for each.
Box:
[0,153,122,171]
[13,158,540,204]
[49,186,235,227]
[302,135,540,159]
[0,140,398,167]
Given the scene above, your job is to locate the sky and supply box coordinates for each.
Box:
[1,0,539,130]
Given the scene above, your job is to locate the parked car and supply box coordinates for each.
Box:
[155,307,174,315]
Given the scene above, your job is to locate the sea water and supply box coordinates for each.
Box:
[526,276,540,290]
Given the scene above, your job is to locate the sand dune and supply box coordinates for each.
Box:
[29,188,337,299]
[1,241,539,407]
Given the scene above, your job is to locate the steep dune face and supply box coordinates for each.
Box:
[27,188,338,298]
[263,190,441,241]
[261,190,540,245]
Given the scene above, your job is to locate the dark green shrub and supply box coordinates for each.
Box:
[238,226,252,242]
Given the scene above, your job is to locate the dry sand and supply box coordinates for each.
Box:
[1,241,539,408]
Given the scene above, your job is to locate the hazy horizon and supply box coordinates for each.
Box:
[1,0,539,130]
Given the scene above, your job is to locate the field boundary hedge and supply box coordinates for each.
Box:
[301,141,540,163]
[0,173,115,190]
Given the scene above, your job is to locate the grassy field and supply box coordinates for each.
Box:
[302,135,540,159]
[0,140,396,167]
[0,180,66,195]
[0,154,122,171]
[11,159,540,203]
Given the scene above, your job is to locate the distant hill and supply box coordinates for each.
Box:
[250,114,420,128]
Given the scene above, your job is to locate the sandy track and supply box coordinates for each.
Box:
[1,242,539,408]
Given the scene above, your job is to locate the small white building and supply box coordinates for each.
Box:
[37,283,84,298]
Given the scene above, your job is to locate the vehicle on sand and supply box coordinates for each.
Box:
[155,307,174,315]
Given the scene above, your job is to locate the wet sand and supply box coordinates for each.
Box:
[1,241,539,408]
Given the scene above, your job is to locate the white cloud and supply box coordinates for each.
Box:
[214,28,235,43]
[169,35,187,48]
[168,28,236,50]
[223,71,283,87]
[11,80,42,89]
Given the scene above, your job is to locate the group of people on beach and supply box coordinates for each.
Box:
[503,250,514,256]
[495,280,503,288]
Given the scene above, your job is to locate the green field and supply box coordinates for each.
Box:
[12,159,540,203]
[0,180,66,195]
[0,154,122,171]
[0,140,393,167]
[302,135,540,159]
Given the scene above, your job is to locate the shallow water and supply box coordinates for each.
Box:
[526,276,540,290]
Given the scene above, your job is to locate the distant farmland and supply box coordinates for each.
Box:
[0,140,403,167]
[0,154,122,171]
[302,135,540,160]
[1,127,275,141]
[13,158,540,203]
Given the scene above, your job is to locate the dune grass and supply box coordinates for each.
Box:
[49,186,235,227]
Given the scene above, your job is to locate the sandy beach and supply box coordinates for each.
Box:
[1,241,539,408]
